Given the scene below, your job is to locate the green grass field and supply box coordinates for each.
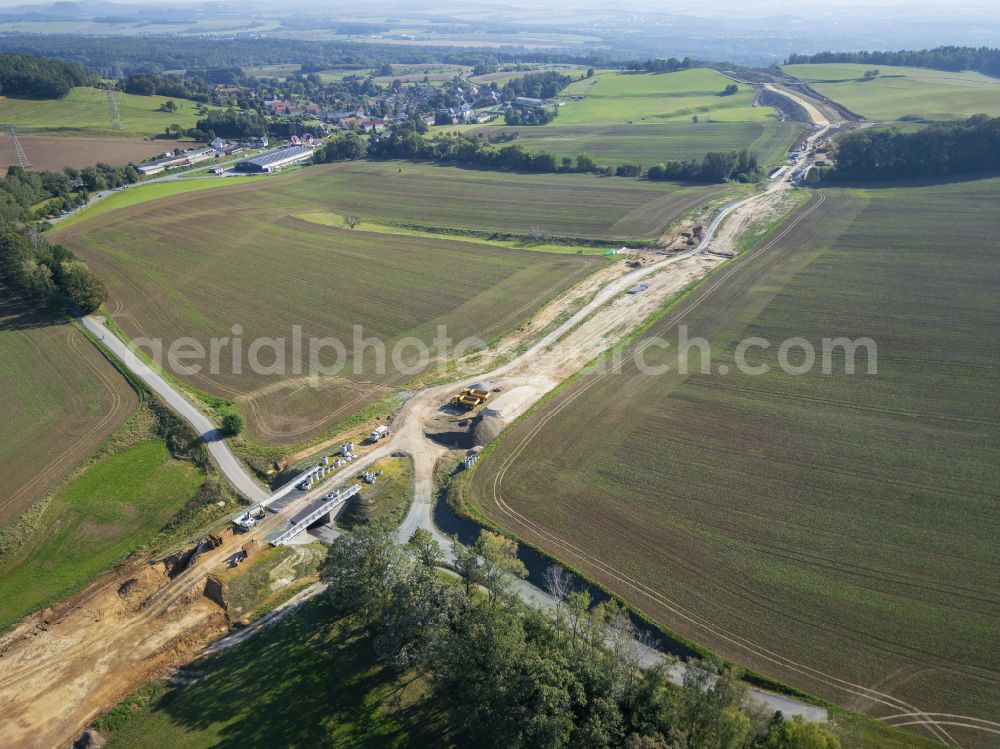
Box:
[55,176,262,229]
[339,456,414,529]
[554,68,777,125]
[0,415,204,630]
[98,596,446,748]
[782,63,1000,121]
[0,288,137,528]
[0,87,207,137]
[466,179,1000,749]
[468,121,803,168]
[59,163,686,445]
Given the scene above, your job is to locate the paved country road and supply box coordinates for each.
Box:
[80,314,267,503]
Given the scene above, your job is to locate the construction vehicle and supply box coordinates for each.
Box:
[452,387,491,410]
[369,425,390,442]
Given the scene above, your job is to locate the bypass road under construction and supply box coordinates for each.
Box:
[3,91,884,748]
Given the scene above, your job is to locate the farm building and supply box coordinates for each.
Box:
[233,145,314,173]
[514,96,544,107]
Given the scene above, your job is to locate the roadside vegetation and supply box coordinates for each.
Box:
[466,180,1000,747]
[321,522,842,748]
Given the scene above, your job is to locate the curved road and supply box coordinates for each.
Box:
[80,315,267,503]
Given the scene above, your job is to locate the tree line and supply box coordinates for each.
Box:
[0,34,606,80]
[786,46,1000,78]
[502,70,574,99]
[829,115,1000,181]
[359,124,762,184]
[0,51,88,98]
[0,226,106,313]
[623,56,696,73]
[648,149,762,183]
[322,520,841,749]
[123,72,213,101]
[0,163,138,223]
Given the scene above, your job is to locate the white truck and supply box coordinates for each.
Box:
[369,425,390,443]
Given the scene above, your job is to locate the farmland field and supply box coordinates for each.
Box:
[468,121,803,169]
[554,68,778,125]
[0,87,206,137]
[0,426,204,630]
[466,179,1000,748]
[0,134,191,171]
[264,161,731,239]
[782,63,1000,121]
[0,287,137,528]
[56,162,713,443]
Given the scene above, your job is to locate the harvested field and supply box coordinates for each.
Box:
[0,134,190,171]
[468,122,803,169]
[782,63,1000,121]
[467,179,1000,749]
[0,287,137,528]
[263,161,730,241]
[56,164,672,444]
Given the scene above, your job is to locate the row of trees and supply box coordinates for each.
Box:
[829,115,1000,180]
[502,70,574,100]
[0,228,107,313]
[123,72,212,101]
[0,51,88,98]
[366,125,763,184]
[504,105,558,126]
[313,131,368,163]
[786,46,1000,77]
[623,56,696,73]
[322,520,841,749]
[647,149,762,182]
[0,164,139,223]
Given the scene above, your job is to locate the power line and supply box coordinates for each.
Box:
[105,66,124,131]
[6,124,30,168]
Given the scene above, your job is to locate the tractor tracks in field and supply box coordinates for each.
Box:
[483,190,984,749]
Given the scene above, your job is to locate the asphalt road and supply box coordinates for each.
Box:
[80,314,267,503]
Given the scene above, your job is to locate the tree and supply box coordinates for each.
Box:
[475,531,528,603]
[576,152,599,173]
[407,527,443,568]
[158,99,178,112]
[343,214,361,229]
[321,518,408,620]
[59,260,106,313]
[222,412,244,435]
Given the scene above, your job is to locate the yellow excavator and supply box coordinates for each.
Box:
[452,388,491,410]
